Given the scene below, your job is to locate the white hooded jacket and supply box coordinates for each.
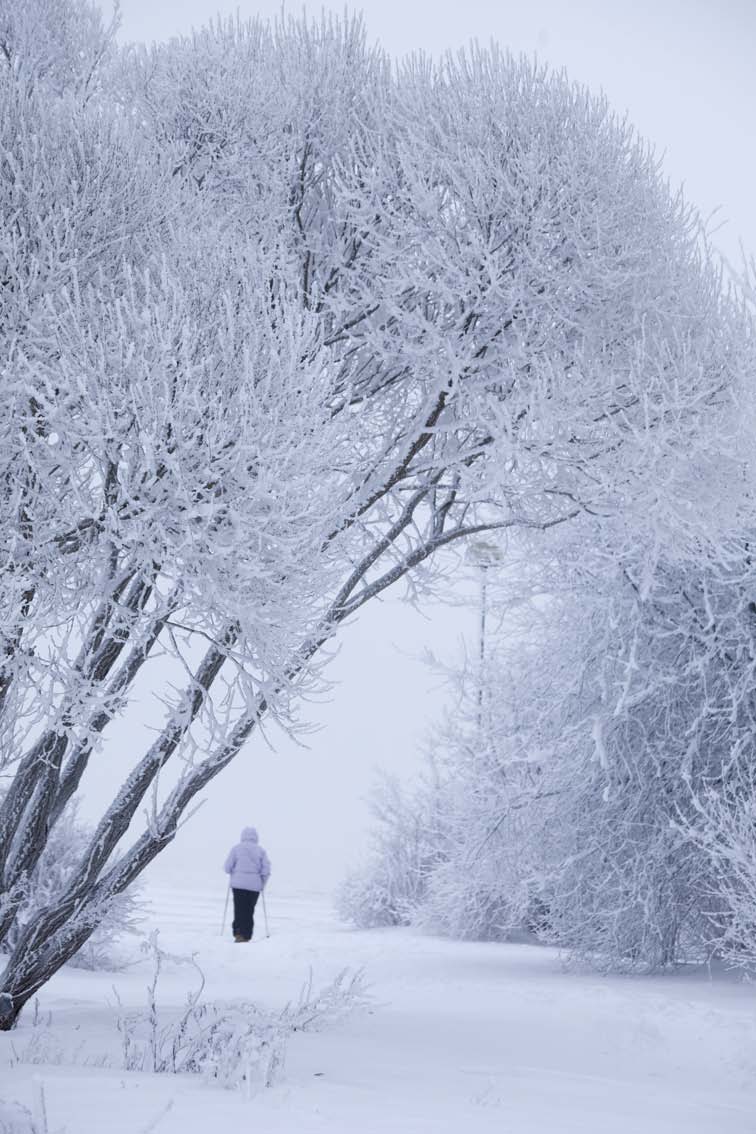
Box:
[224,827,271,892]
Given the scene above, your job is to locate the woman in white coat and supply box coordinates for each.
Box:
[223,827,271,942]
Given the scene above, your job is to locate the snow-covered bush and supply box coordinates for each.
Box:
[529,542,756,970]
[1,805,143,971]
[414,662,553,943]
[338,585,560,943]
[115,933,369,1091]
[684,778,756,972]
[337,743,535,941]
[337,770,444,928]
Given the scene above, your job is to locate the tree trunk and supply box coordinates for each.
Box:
[0,993,21,1032]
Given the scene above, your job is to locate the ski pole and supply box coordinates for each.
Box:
[261,889,270,938]
[221,885,231,937]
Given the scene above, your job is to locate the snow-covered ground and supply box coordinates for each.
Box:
[3,885,756,1133]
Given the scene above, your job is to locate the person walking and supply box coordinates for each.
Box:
[223,826,271,942]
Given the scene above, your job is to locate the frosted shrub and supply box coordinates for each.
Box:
[417,863,531,943]
[413,671,555,944]
[1,805,143,971]
[116,933,369,1091]
[534,556,756,970]
[337,772,442,928]
[685,782,756,971]
[338,616,555,943]
[336,871,400,930]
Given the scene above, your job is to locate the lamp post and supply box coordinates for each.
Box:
[466,540,504,734]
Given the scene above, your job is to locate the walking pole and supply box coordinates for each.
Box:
[220,885,231,937]
[261,889,270,938]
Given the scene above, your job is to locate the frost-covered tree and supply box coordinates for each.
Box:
[526,550,756,968]
[0,0,747,1025]
[370,504,756,968]
[688,779,756,970]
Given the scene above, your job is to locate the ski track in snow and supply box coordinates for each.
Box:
[2,885,756,1133]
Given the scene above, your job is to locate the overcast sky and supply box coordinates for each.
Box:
[87,0,756,902]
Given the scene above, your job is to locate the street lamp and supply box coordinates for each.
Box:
[465,540,504,733]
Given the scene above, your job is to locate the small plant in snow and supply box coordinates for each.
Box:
[0,1085,63,1134]
[0,1100,35,1134]
[0,1089,168,1133]
[115,932,369,1091]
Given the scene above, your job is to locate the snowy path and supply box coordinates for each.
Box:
[3,886,756,1132]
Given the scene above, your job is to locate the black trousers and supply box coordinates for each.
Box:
[231,887,259,940]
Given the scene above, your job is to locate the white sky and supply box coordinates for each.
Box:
[86,0,756,901]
